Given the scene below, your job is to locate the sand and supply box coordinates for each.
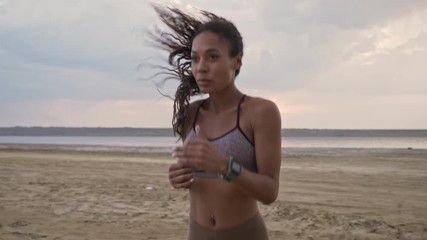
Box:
[0,147,426,240]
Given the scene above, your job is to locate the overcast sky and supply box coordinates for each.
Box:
[1,0,426,129]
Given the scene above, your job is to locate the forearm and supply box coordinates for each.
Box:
[232,168,279,205]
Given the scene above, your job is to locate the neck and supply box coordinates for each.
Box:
[206,87,243,113]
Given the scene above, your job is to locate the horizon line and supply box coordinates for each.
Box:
[1,126,426,131]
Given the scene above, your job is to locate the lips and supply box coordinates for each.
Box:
[196,78,211,86]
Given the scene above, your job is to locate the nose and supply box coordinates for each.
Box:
[197,58,208,73]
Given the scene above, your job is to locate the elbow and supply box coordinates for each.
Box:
[260,189,278,205]
[259,179,279,205]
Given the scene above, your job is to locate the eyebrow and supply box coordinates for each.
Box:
[191,48,220,54]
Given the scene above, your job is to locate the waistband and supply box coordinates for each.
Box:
[188,212,269,240]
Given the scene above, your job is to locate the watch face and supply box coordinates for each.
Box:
[224,157,241,181]
[231,161,241,173]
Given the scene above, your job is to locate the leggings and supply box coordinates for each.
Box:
[188,212,269,240]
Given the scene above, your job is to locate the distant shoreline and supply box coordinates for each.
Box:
[1,143,426,158]
[1,127,427,137]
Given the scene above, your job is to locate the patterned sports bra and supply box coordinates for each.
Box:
[184,95,257,178]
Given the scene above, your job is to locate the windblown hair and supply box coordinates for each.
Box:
[150,5,244,140]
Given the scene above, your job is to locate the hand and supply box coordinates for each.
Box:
[172,125,228,174]
[168,162,193,189]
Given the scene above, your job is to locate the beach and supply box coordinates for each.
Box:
[0,147,426,240]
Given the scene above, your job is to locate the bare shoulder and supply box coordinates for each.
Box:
[243,96,281,132]
[182,99,204,134]
[246,96,281,118]
[190,99,203,111]
[188,99,204,113]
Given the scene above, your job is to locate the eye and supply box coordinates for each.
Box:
[191,55,199,62]
[209,54,219,61]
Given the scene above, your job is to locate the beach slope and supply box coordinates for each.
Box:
[0,148,426,239]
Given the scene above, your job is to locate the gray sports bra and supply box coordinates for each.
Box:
[184,95,257,178]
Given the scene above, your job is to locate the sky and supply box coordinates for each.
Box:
[1,0,426,129]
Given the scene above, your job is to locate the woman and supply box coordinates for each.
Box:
[151,5,282,240]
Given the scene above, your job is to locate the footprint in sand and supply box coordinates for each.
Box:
[11,232,47,239]
[8,220,31,228]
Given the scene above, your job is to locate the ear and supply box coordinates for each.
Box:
[235,53,243,69]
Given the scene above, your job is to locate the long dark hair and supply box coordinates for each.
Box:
[150,5,244,140]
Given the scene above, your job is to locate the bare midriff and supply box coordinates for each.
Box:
[189,177,258,229]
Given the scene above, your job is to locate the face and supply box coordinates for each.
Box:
[191,31,241,94]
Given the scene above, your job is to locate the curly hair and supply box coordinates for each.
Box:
[150,5,244,140]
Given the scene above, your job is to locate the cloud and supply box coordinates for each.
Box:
[0,0,166,103]
[0,0,426,128]
[257,0,427,32]
[237,3,427,93]
[0,0,155,65]
[268,88,427,129]
[307,10,427,95]
[0,98,174,127]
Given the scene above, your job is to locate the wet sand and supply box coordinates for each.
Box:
[0,147,426,240]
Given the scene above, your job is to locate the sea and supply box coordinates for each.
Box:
[1,127,427,153]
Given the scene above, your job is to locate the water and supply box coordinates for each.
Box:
[282,137,427,149]
[1,136,426,150]
[0,136,179,148]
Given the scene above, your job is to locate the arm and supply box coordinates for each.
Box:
[173,98,282,204]
[168,100,202,189]
[232,99,282,204]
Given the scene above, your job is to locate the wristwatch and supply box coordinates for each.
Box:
[222,156,242,181]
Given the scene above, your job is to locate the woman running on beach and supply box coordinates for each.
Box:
[151,5,282,240]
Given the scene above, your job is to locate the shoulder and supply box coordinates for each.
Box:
[188,98,205,114]
[245,96,280,116]
[183,98,205,135]
[244,96,281,129]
